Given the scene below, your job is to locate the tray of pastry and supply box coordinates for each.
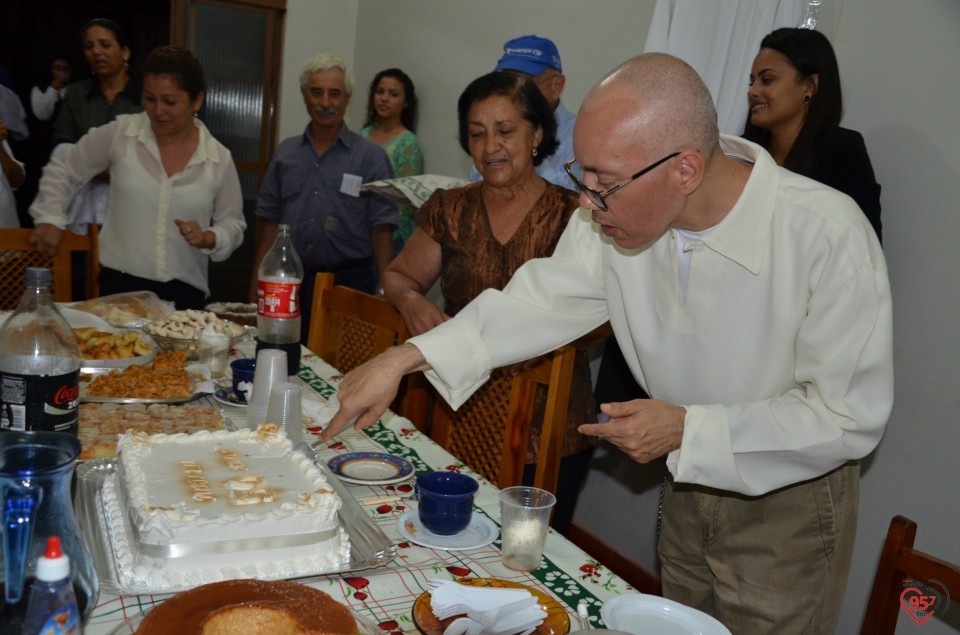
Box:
[77,400,233,460]
[79,351,215,404]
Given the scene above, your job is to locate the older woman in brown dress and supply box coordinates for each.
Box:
[382,72,592,534]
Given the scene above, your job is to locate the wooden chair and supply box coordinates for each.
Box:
[306,272,429,426]
[306,272,409,373]
[860,515,960,634]
[0,226,99,310]
[429,344,576,495]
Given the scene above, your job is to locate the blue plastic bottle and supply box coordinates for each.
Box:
[21,536,81,635]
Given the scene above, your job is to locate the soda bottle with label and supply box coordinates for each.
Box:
[0,268,80,434]
[256,224,304,376]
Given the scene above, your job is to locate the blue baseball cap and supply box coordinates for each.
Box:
[494,35,562,76]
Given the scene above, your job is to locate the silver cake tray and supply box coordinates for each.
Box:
[75,442,397,595]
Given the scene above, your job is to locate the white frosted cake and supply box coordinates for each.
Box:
[101,424,350,590]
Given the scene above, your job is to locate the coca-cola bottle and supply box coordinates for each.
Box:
[0,267,81,435]
[256,224,304,376]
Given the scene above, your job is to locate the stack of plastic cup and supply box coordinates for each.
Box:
[247,349,287,429]
[265,382,303,443]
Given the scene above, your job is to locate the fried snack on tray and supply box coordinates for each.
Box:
[86,351,192,399]
[145,309,246,340]
[78,403,226,459]
[72,327,153,360]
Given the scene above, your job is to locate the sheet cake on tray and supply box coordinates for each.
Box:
[99,424,350,591]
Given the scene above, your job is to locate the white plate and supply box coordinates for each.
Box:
[600,594,731,635]
[397,509,498,551]
[62,307,113,330]
[62,308,159,370]
[327,452,414,485]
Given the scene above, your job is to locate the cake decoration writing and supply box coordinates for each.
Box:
[181,460,216,502]
[219,448,249,471]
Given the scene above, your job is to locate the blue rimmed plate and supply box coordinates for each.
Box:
[214,386,247,408]
[327,452,414,485]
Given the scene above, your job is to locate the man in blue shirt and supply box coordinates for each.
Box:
[470,35,579,191]
[252,54,396,337]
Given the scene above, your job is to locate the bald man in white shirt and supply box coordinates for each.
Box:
[321,53,893,634]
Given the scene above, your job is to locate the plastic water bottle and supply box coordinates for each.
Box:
[256,224,304,376]
[21,536,82,635]
[0,267,81,435]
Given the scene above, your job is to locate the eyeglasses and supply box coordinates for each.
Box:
[564,152,681,211]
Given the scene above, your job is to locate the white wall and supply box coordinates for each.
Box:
[277,0,359,141]
[279,2,960,633]
[283,0,654,178]
[830,0,960,632]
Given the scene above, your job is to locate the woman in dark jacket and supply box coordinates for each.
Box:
[744,27,882,242]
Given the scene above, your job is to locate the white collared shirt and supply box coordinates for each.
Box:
[410,135,893,496]
[30,112,245,295]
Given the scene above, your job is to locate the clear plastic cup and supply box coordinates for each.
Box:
[198,329,230,379]
[265,382,303,443]
[499,486,556,571]
[247,349,287,429]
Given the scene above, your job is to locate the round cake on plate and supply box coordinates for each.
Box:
[135,579,356,634]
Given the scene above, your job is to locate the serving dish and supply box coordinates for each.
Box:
[69,292,174,329]
[76,329,159,370]
[412,578,570,635]
[147,327,254,360]
[75,441,396,595]
[77,401,233,461]
[105,605,382,634]
[79,363,215,404]
[204,301,258,326]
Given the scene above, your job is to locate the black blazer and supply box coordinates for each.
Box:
[809,126,883,243]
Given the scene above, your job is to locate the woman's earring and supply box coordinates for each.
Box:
[803,95,811,105]
[532,148,538,157]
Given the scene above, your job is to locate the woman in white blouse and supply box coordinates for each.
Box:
[30,46,245,309]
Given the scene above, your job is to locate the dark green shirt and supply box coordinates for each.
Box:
[52,75,142,144]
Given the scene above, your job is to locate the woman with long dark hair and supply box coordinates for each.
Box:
[360,68,423,247]
[744,27,882,241]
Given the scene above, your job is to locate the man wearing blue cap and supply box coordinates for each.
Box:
[469,34,579,191]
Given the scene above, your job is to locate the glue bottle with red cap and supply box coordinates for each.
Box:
[21,536,82,635]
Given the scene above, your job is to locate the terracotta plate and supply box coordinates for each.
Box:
[412,577,570,635]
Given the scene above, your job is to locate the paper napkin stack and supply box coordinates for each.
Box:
[429,579,547,635]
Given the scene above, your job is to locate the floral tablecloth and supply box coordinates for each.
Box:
[83,345,635,634]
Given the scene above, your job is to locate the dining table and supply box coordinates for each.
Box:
[81,341,637,634]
